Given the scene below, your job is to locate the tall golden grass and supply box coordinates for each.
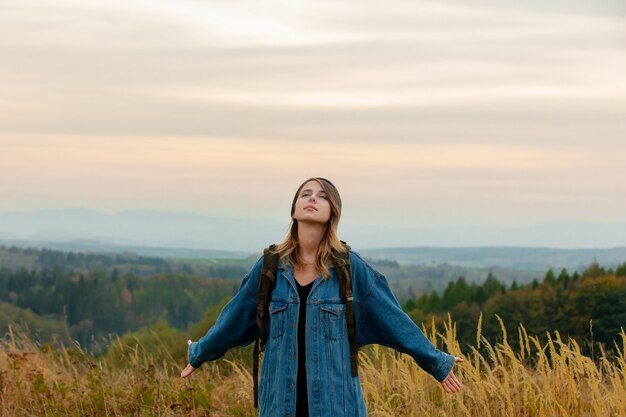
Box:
[1,316,624,417]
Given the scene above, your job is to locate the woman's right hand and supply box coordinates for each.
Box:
[180,339,196,378]
[440,357,464,393]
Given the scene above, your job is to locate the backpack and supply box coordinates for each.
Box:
[252,243,358,408]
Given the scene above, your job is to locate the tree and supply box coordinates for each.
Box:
[442,277,469,310]
[558,268,570,289]
[483,272,503,298]
[543,269,556,286]
[404,298,417,311]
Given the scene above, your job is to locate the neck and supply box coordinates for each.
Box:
[297,221,326,262]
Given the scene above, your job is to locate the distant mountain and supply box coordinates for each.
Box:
[1,209,626,265]
[341,221,626,250]
[0,209,285,252]
[0,238,251,260]
[358,246,626,272]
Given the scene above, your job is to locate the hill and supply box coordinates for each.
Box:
[359,245,626,271]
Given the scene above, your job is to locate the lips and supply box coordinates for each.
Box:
[304,205,318,211]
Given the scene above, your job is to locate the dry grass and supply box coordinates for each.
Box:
[0,326,250,417]
[360,314,625,417]
[1,317,624,417]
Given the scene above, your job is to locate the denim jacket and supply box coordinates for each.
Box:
[188,251,454,417]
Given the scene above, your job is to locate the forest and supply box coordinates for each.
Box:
[0,244,625,357]
[403,261,626,357]
[0,245,248,350]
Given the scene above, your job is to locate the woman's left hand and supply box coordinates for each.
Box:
[440,357,464,393]
[180,340,196,378]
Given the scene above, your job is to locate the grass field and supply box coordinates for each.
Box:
[1,316,624,417]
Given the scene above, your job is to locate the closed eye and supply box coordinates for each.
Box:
[300,189,326,199]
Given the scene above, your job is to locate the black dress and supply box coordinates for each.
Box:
[295,280,314,417]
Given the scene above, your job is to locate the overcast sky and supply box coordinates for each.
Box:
[1,0,625,234]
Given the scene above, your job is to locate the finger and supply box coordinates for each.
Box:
[442,373,462,393]
[449,373,462,391]
[454,357,464,363]
[450,376,462,391]
[443,378,458,393]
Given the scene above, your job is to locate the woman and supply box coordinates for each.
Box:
[181,177,463,417]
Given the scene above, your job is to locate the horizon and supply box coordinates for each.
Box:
[2,207,626,251]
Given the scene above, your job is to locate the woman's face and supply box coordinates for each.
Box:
[292,180,332,225]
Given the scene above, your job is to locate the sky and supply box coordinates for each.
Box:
[1,0,625,239]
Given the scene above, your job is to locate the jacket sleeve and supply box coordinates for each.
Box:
[187,258,261,369]
[353,253,455,382]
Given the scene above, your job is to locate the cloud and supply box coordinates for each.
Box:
[1,0,624,140]
[0,0,624,231]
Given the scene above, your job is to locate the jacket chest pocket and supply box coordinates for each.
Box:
[269,301,288,339]
[321,303,346,341]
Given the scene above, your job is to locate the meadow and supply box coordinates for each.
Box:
[1,316,624,417]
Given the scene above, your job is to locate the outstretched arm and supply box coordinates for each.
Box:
[353,255,461,386]
[181,259,261,374]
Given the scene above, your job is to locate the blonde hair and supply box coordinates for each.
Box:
[274,177,344,279]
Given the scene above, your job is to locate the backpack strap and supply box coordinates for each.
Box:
[253,244,278,408]
[333,242,359,377]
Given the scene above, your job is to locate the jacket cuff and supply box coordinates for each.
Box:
[187,341,202,369]
[432,353,455,382]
